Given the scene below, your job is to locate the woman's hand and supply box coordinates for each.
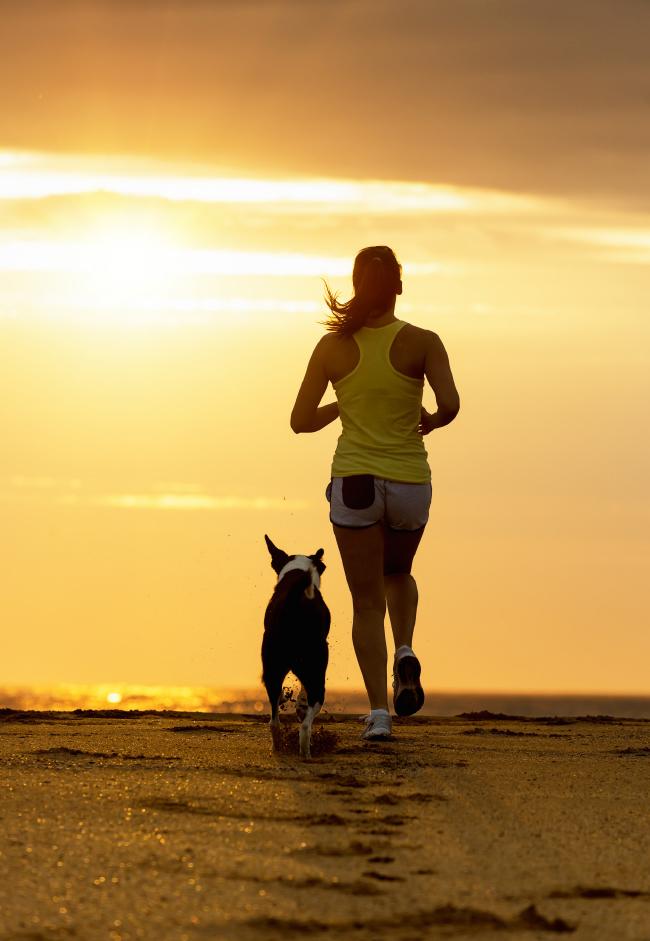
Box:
[418,407,435,436]
[295,401,340,433]
[418,404,459,435]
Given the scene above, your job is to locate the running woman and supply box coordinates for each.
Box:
[291,246,460,739]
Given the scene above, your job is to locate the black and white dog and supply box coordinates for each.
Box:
[262,535,330,759]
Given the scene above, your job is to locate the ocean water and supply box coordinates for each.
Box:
[1,684,650,718]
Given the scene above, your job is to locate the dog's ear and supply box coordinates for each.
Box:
[264,534,278,554]
[264,534,290,574]
[310,548,326,575]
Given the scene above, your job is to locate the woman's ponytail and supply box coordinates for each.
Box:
[322,246,402,337]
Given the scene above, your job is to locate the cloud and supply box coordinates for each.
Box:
[541,225,650,264]
[1,2,648,207]
[0,237,442,278]
[1,477,307,511]
[0,149,539,215]
[65,493,308,511]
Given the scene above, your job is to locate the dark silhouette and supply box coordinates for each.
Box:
[262,535,330,759]
[291,246,460,739]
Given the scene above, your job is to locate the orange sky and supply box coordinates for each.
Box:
[2,2,649,695]
[3,1,650,207]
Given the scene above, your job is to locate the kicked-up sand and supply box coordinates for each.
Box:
[1,709,649,940]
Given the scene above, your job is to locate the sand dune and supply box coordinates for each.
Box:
[1,709,649,940]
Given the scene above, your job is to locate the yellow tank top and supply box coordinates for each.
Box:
[331,320,431,483]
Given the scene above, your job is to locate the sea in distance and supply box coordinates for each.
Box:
[2,684,650,719]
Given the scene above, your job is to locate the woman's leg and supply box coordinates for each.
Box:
[332,522,388,711]
[383,526,427,715]
[383,526,425,649]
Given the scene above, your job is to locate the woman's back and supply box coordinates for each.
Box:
[325,319,430,484]
[322,319,428,383]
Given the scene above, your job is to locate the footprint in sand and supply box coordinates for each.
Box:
[362,870,405,882]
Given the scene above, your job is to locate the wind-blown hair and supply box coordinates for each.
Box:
[322,246,402,337]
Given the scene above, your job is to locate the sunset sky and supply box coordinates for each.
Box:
[2,0,649,697]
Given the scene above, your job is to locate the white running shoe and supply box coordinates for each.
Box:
[361,710,392,740]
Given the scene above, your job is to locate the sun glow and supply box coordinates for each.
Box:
[0,206,443,326]
[0,148,560,329]
[0,237,439,280]
[66,218,181,312]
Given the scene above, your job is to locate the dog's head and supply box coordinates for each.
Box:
[264,534,325,599]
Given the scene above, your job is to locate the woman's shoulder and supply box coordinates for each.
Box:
[314,332,356,356]
[313,332,359,384]
[397,321,440,346]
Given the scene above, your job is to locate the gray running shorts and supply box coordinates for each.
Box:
[326,475,432,531]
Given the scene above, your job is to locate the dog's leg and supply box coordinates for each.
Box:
[299,702,321,760]
[263,671,284,753]
[295,684,308,723]
[269,698,282,752]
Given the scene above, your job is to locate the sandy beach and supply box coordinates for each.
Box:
[1,709,649,941]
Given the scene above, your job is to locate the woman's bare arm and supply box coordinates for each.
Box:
[419,332,460,434]
[290,338,340,434]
